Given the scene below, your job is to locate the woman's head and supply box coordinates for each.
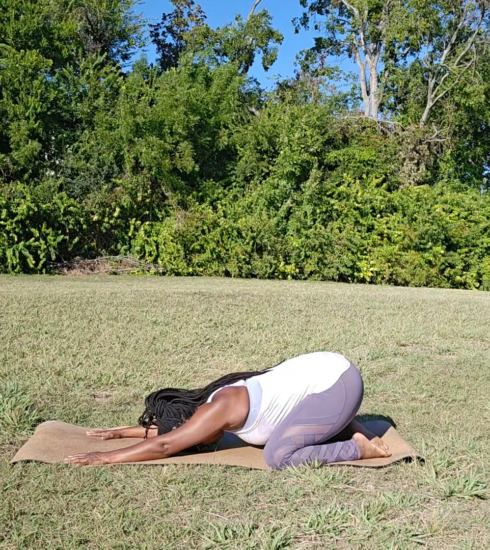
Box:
[138,387,201,435]
[138,368,269,437]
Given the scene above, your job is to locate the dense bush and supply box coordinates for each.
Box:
[1,0,489,290]
[0,182,142,273]
[4,176,488,290]
[0,184,88,273]
[129,177,490,290]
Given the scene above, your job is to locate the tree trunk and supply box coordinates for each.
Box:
[354,46,370,116]
[368,58,379,119]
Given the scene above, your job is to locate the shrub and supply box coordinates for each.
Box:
[0,184,88,273]
[2,177,489,290]
[130,177,490,290]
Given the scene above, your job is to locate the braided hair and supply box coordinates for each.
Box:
[138,368,270,438]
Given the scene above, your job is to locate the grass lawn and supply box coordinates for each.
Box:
[1,276,489,549]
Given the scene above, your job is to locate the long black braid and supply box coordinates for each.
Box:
[138,368,272,438]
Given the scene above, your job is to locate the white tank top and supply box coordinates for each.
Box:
[207,352,351,445]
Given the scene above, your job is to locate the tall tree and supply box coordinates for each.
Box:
[206,5,283,74]
[296,0,490,125]
[0,0,142,182]
[0,0,144,68]
[149,0,207,72]
[408,1,489,126]
[150,0,283,75]
[73,0,145,65]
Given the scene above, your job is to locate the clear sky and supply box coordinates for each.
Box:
[137,0,353,87]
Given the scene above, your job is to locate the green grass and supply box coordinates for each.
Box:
[1,276,489,549]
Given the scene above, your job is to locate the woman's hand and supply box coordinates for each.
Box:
[62,399,231,466]
[86,428,123,440]
[64,452,108,466]
[86,426,158,439]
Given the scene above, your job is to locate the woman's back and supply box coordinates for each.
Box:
[211,352,352,445]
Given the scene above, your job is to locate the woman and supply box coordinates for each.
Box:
[65,352,391,468]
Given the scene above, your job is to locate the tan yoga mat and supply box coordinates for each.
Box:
[11,420,421,469]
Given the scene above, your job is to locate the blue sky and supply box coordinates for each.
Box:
[136,0,354,86]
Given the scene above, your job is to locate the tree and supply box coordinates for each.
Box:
[296,0,490,125]
[206,7,284,74]
[0,0,142,182]
[405,0,489,126]
[150,0,283,75]
[0,0,144,68]
[149,0,207,72]
[72,0,145,65]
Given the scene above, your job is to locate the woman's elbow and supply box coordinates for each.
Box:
[152,438,172,458]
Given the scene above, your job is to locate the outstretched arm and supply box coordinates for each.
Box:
[86,426,159,440]
[65,400,229,466]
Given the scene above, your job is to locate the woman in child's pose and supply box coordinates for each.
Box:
[66,352,390,468]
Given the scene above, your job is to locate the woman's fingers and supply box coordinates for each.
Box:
[86,430,113,439]
[65,454,89,466]
[64,452,106,466]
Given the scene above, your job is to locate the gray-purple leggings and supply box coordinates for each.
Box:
[263,364,364,469]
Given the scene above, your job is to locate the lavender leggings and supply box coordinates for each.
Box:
[263,364,364,469]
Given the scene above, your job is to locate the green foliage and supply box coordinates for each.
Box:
[296,0,490,186]
[4,171,488,290]
[150,0,283,75]
[0,0,489,290]
[129,177,490,290]
[150,0,207,72]
[201,10,284,74]
[71,0,145,64]
[234,97,400,192]
[0,0,144,67]
[58,58,253,201]
[0,180,148,273]
[0,48,54,178]
[0,184,88,273]
[0,0,143,183]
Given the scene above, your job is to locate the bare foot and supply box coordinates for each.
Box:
[369,436,390,453]
[353,433,392,459]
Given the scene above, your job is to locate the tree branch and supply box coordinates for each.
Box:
[432,49,477,105]
[439,2,472,66]
[339,0,360,18]
[446,9,484,69]
[420,3,485,125]
[248,0,263,19]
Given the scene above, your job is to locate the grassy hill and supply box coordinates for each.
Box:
[1,277,489,548]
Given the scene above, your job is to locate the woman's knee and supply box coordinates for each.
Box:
[263,445,289,470]
[347,363,364,404]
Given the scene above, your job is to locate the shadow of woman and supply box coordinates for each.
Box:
[356,413,397,429]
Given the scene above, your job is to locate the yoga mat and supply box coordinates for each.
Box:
[11,420,421,469]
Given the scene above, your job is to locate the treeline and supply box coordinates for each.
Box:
[1,0,489,289]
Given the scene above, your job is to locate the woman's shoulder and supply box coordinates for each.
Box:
[206,380,247,404]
